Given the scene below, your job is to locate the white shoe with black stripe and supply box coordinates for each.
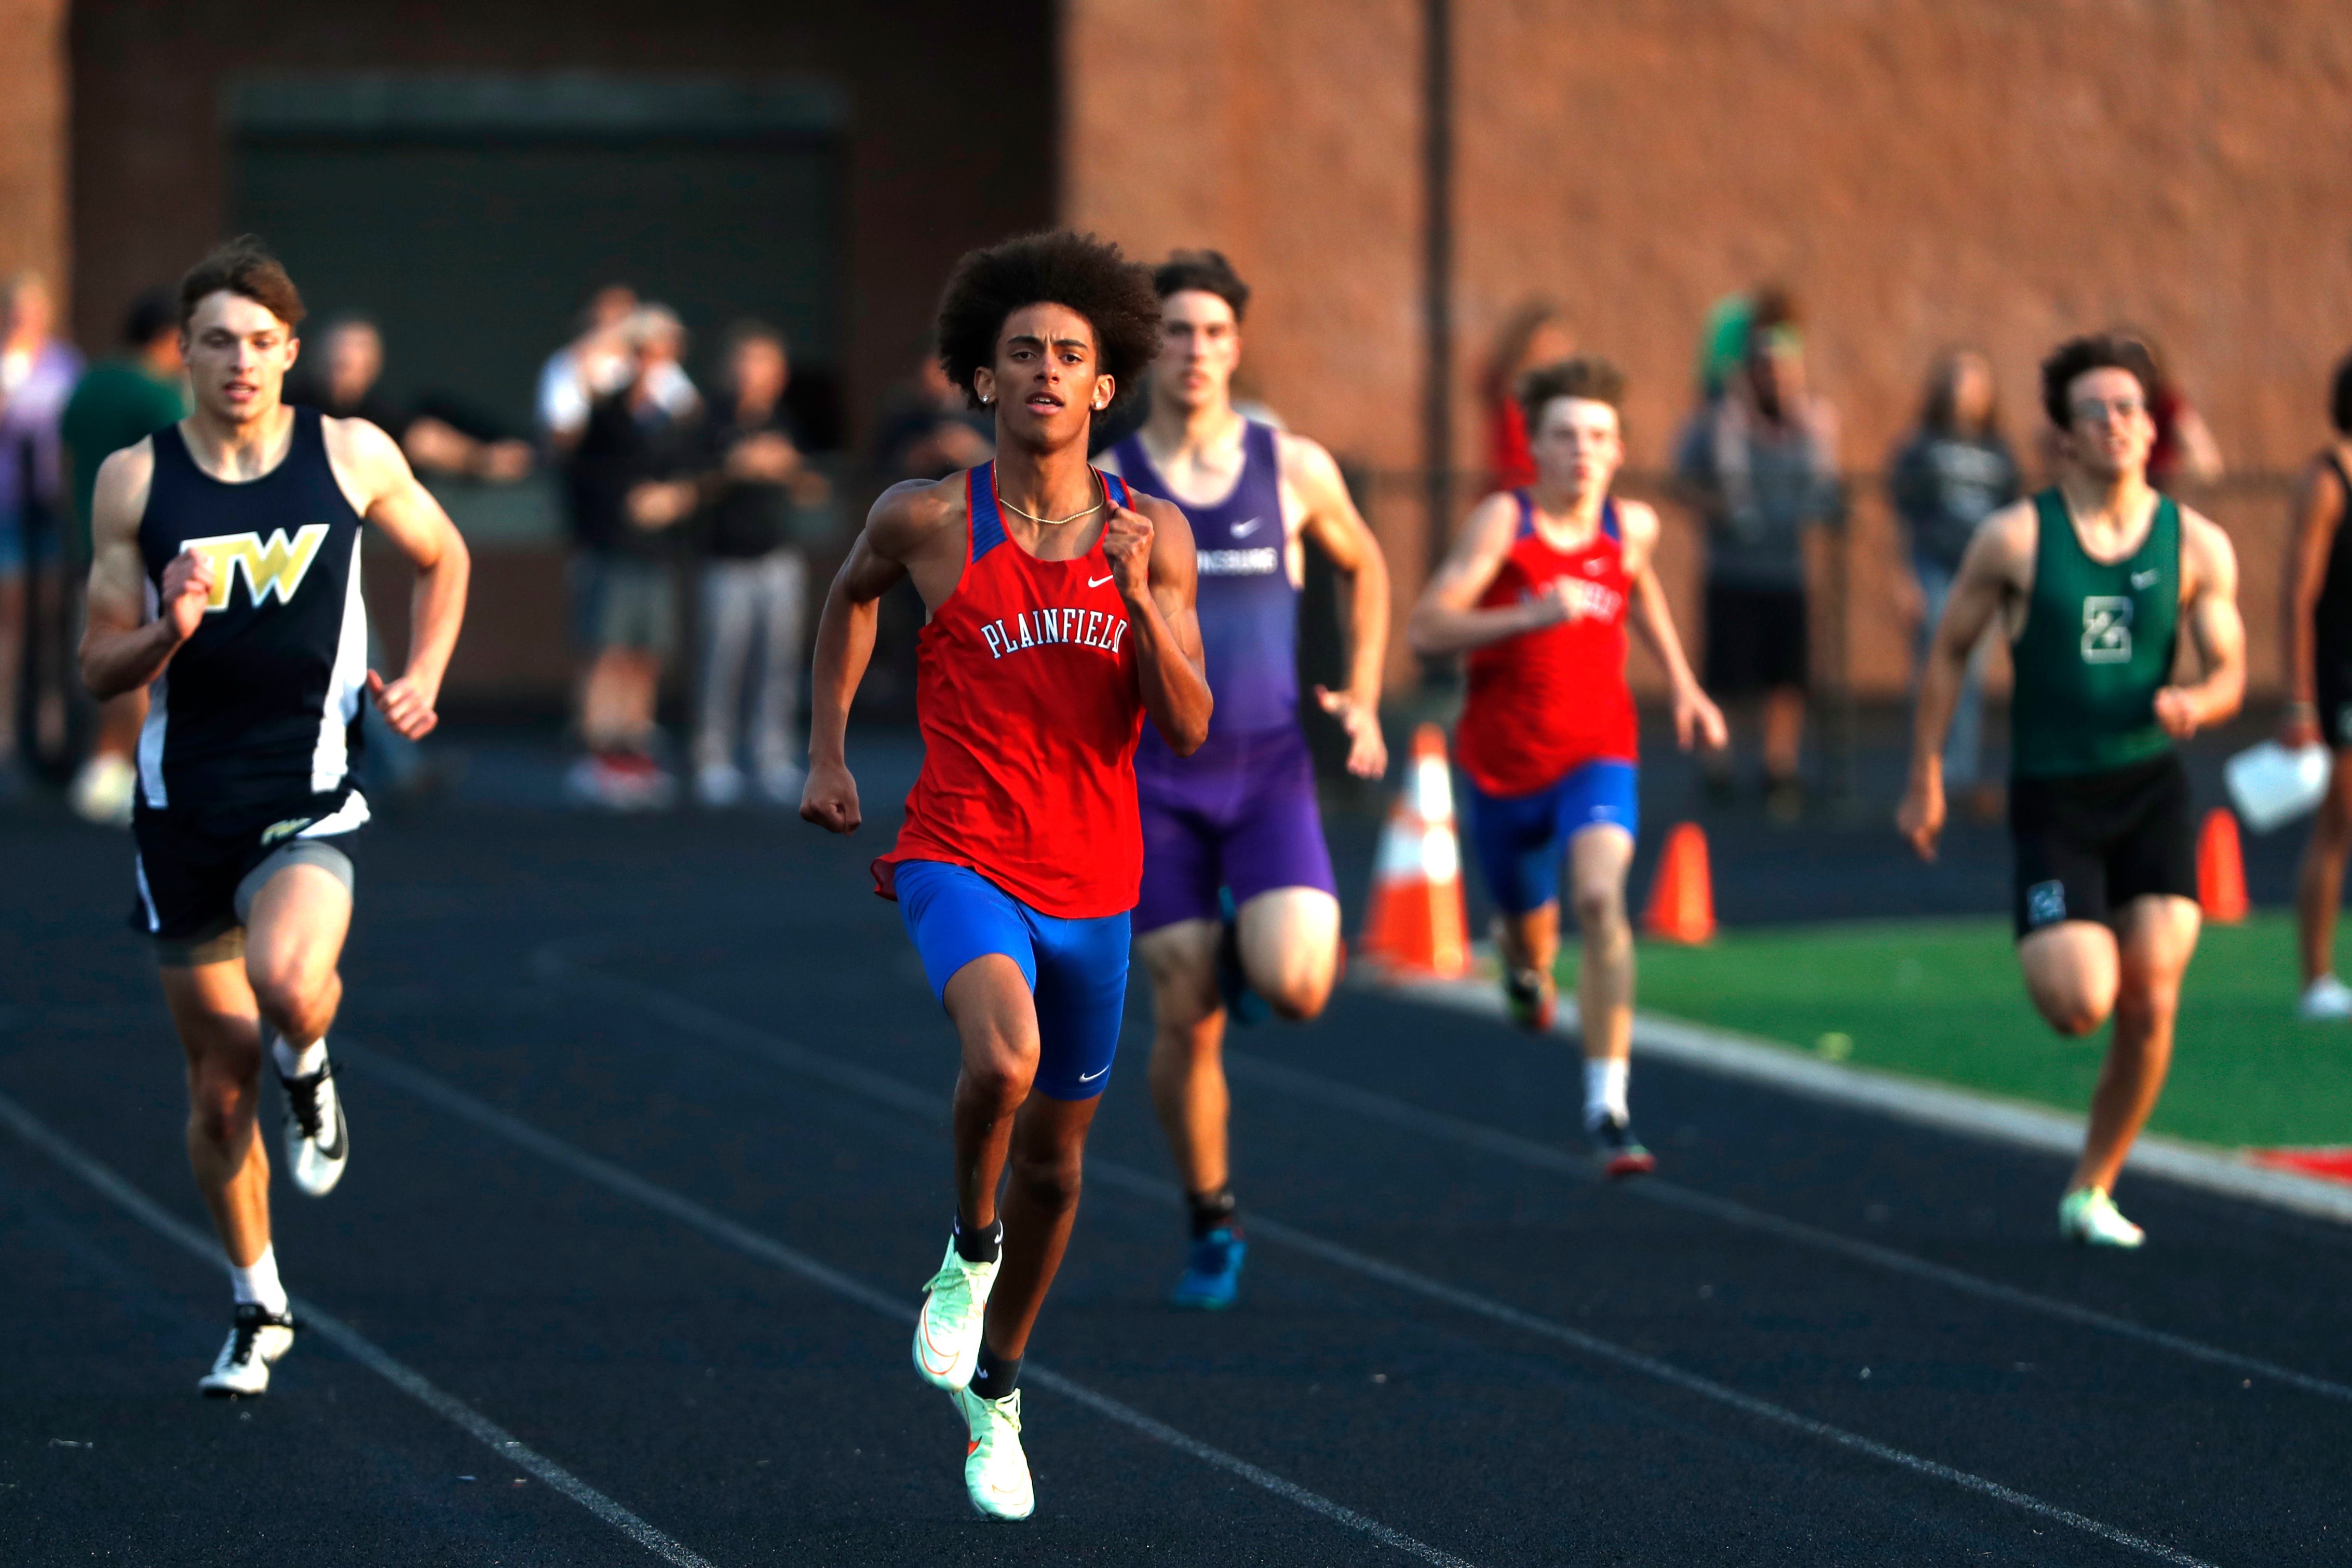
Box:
[198,1304,297,1397]
[280,1058,349,1197]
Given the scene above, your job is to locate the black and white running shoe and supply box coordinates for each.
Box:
[279,1059,349,1197]
[1589,1114,1657,1179]
[198,1303,297,1397]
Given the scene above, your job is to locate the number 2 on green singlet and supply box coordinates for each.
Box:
[2080,595,2133,664]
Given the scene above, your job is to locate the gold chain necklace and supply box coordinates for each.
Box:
[995,469,1105,526]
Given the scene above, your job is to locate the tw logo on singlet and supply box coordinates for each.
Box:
[2080,596,2133,664]
[980,603,1129,660]
[183,525,332,612]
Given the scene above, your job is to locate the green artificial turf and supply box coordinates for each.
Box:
[1627,912,2352,1152]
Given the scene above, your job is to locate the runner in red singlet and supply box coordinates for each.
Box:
[801,232,1209,1519]
[1411,357,1724,1174]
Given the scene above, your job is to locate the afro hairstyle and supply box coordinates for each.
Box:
[935,230,1162,414]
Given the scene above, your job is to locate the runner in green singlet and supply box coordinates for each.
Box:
[1898,334,2245,1249]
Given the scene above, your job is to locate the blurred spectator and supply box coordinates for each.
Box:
[1674,287,1841,818]
[0,271,84,798]
[539,285,696,456]
[1889,349,2021,821]
[59,287,188,824]
[292,316,533,482]
[872,345,993,480]
[692,321,830,808]
[539,285,638,452]
[565,305,702,808]
[1695,293,1753,401]
[2137,333,2225,488]
[1479,301,1575,491]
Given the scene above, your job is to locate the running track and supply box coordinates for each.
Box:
[3,760,2347,1564]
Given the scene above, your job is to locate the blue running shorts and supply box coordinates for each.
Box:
[893,859,1132,1102]
[1466,760,1640,916]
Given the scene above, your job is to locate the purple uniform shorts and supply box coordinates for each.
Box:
[1134,723,1338,935]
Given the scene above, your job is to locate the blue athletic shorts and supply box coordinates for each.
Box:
[1466,760,1640,916]
[893,859,1132,1102]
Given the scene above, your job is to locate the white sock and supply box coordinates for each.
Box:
[229,1245,289,1317]
[1584,1058,1630,1129]
[271,1033,327,1080]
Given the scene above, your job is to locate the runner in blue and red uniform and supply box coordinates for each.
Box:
[801,232,1209,1519]
[1411,357,1724,1175]
[1099,251,1390,1309]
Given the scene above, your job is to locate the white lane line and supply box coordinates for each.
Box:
[0,1088,719,1568]
[1222,1050,2352,1407]
[546,963,2225,1568]
[1407,972,2352,1226]
[559,948,2352,1405]
[1219,1206,2221,1568]
[337,1043,1478,1568]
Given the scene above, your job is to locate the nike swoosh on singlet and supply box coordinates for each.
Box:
[1230,516,1265,537]
[1088,574,1114,587]
[2131,569,2159,588]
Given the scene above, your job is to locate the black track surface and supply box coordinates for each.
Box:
[4,740,2348,1566]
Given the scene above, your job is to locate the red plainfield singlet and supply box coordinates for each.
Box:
[1454,492,1638,797]
[873,462,1148,918]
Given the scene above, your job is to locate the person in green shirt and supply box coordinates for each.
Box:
[1899,333,2245,1250]
[61,287,188,824]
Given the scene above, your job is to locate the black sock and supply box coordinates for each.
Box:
[1186,1186,1238,1240]
[953,1214,1003,1265]
[968,1342,1021,1401]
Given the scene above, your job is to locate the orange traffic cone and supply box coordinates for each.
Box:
[1640,822,1716,944]
[2197,807,2249,923]
[1361,723,1471,979]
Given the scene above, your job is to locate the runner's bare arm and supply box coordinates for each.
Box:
[79,441,200,700]
[1109,492,1211,756]
[1618,501,1726,752]
[1407,492,1557,655]
[1283,433,1390,777]
[328,417,470,740]
[801,479,951,834]
[2155,508,2245,740]
[2278,461,2342,747]
[1899,501,2033,859]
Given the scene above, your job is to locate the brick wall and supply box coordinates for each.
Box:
[0,0,72,308]
[1066,0,2352,697]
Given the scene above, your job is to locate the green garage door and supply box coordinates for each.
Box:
[231,74,843,464]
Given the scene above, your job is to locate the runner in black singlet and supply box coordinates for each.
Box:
[80,238,469,1395]
[2281,352,2352,1019]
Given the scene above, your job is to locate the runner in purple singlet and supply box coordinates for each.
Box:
[1100,251,1390,1308]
